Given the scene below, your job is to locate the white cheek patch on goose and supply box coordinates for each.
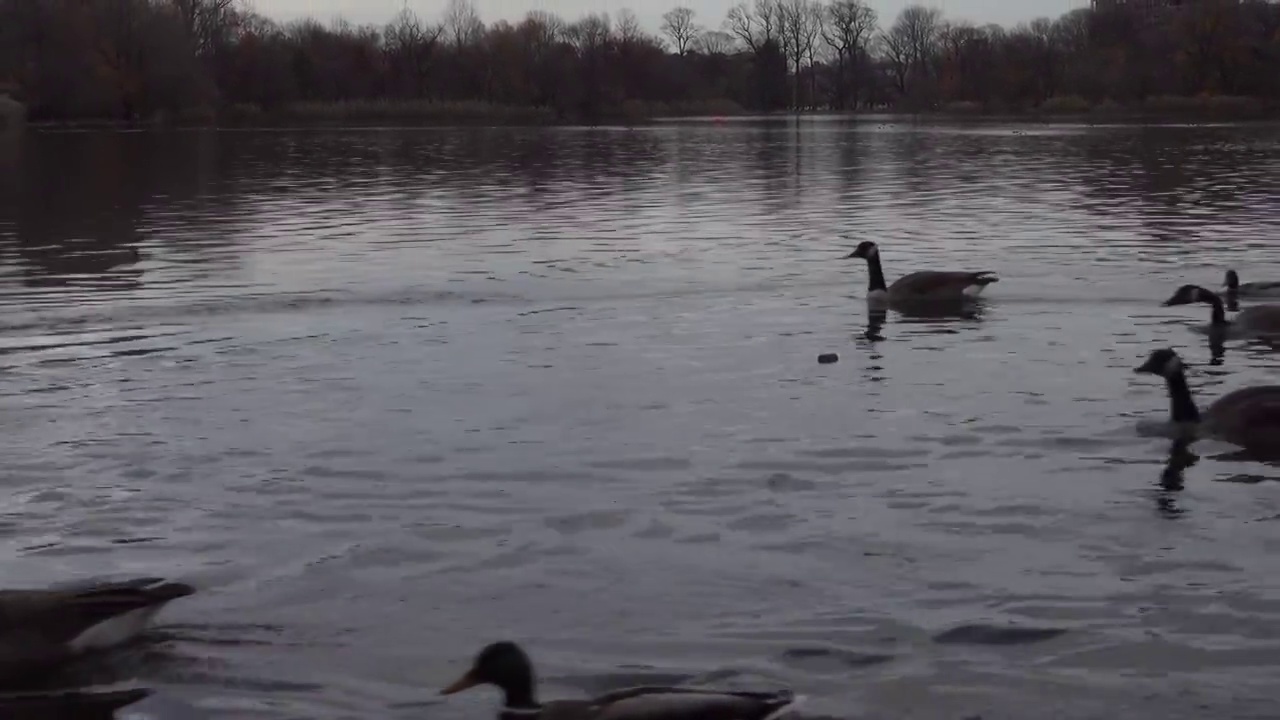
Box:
[1162,357,1183,375]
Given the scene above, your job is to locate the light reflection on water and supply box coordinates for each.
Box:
[0,117,1279,719]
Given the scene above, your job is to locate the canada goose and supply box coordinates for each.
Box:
[846,241,997,304]
[1224,269,1280,298]
[1161,284,1280,337]
[0,577,195,685]
[0,687,151,720]
[1133,348,1280,451]
[441,641,801,720]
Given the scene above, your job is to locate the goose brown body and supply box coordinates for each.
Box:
[846,241,997,303]
[0,577,195,685]
[1162,284,1280,337]
[441,642,799,720]
[1224,269,1280,298]
[1134,348,1280,453]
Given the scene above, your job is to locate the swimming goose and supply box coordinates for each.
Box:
[846,241,997,304]
[1162,284,1280,337]
[440,641,801,720]
[1224,269,1280,298]
[0,577,195,685]
[0,687,151,720]
[1133,348,1280,451]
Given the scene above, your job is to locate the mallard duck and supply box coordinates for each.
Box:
[846,241,997,305]
[440,642,801,720]
[0,577,195,685]
[1162,284,1280,337]
[0,687,151,720]
[1133,348,1280,451]
[1224,269,1280,298]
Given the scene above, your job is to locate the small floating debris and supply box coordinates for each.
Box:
[817,353,839,365]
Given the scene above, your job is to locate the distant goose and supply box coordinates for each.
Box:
[1162,284,1280,337]
[0,577,195,684]
[1224,269,1280,298]
[846,241,998,305]
[1134,348,1280,450]
[0,687,151,720]
[441,641,801,720]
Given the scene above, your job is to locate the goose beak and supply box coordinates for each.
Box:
[440,671,480,696]
[844,251,860,259]
[1161,298,1177,307]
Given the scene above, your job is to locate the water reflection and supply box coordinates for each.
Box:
[1154,438,1199,518]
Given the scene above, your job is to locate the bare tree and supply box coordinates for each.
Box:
[725,0,779,53]
[567,12,611,54]
[169,0,237,58]
[695,29,734,55]
[880,4,941,101]
[443,0,483,49]
[822,0,877,108]
[778,0,820,108]
[662,7,699,55]
[383,6,442,98]
[616,8,644,46]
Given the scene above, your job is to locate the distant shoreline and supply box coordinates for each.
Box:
[21,95,1280,132]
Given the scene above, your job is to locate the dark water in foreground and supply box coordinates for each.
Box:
[1,117,1279,719]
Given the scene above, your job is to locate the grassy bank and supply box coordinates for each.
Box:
[933,94,1280,120]
[26,98,748,130]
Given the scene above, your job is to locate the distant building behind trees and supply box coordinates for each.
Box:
[0,0,1277,125]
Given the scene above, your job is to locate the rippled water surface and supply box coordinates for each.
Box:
[2,117,1280,719]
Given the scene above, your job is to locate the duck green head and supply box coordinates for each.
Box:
[441,641,537,704]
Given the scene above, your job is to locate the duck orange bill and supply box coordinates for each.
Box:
[440,671,479,695]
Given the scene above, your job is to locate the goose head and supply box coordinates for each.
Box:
[846,241,879,260]
[441,641,536,701]
[1224,269,1239,291]
[1162,284,1218,307]
[1134,348,1184,378]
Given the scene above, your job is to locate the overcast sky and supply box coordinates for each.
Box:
[250,0,1093,36]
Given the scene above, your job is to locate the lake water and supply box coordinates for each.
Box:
[1,117,1279,720]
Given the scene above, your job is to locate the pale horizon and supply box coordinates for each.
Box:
[248,0,1094,38]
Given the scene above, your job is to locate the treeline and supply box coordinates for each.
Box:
[2,0,1280,124]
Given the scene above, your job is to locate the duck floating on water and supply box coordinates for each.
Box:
[441,641,801,720]
[846,241,998,306]
[0,576,195,685]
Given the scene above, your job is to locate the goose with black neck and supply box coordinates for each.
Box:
[1133,348,1280,453]
[1161,284,1280,339]
[1224,269,1280,299]
[845,240,998,307]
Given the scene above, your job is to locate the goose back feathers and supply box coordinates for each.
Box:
[0,577,194,684]
[847,241,997,303]
[1225,269,1280,298]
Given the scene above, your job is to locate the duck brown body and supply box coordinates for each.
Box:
[442,642,799,720]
